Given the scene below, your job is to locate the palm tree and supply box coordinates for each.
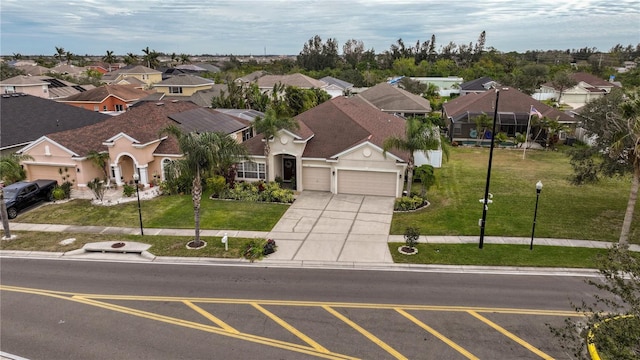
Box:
[124,53,138,66]
[65,51,74,65]
[615,92,640,244]
[86,150,110,180]
[383,117,445,194]
[103,50,116,71]
[54,46,65,64]
[160,125,247,247]
[0,154,34,184]
[179,53,190,65]
[252,107,299,182]
[141,47,160,69]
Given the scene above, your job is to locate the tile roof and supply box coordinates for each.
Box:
[355,83,432,113]
[1,93,110,151]
[0,75,49,86]
[320,76,354,89]
[459,76,496,91]
[45,101,202,157]
[256,73,327,89]
[442,87,575,122]
[168,107,251,134]
[155,74,215,86]
[244,96,408,162]
[57,84,154,103]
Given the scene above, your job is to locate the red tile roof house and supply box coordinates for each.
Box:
[241,96,409,197]
[442,87,577,145]
[18,101,252,189]
[56,84,155,113]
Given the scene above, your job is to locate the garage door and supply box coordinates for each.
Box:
[302,167,331,191]
[337,170,397,197]
[26,165,69,183]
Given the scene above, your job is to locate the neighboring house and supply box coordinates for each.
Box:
[443,86,577,143]
[101,65,162,88]
[0,75,94,99]
[354,82,432,118]
[235,70,267,85]
[50,64,87,78]
[152,74,215,97]
[241,96,409,197]
[18,100,252,188]
[175,63,221,73]
[1,93,110,155]
[320,76,354,98]
[56,84,155,113]
[459,76,498,96]
[255,73,328,94]
[535,72,620,108]
[142,84,227,107]
[13,64,51,76]
[410,76,463,97]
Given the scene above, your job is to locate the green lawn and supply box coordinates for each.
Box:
[389,243,617,268]
[14,191,289,232]
[392,146,639,243]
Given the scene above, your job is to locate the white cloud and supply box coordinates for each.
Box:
[1,0,638,55]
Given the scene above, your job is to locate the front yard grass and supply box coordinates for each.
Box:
[388,243,619,268]
[0,231,259,258]
[13,191,289,232]
[391,147,639,243]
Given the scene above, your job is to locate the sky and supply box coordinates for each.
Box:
[1,0,639,57]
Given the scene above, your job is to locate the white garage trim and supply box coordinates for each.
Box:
[302,166,331,191]
[337,170,397,197]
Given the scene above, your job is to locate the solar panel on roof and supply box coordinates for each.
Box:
[45,79,67,88]
[72,86,86,92]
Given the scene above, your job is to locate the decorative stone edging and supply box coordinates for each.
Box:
[186,240,207,250]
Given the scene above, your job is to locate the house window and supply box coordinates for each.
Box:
[453,123,462,135]
[162,158,173,180]
[142,74,148,80]
[5,86,15,93]
[242,128,253,141]
[236,162,265,180]
[169,87,183,94]
[115,104,124,111]
[93,105,99,111]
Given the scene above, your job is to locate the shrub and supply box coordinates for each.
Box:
[394,195,425,211]
[404,227,420,248]
[206,175,227,198]
[122,184,136,197]
[219,181,294,203]
[87,177,106,201]
[51,186,66,201]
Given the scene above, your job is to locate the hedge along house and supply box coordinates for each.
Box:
[241,96,409,197]
[442,87,577,145]
[18,100,252,188]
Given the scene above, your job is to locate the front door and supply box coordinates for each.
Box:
[282,157,296,182]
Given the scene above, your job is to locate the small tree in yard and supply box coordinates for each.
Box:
[549,244,639,359]
[402,227,420,254]
[87,178,106,201]
[414,164,435,199]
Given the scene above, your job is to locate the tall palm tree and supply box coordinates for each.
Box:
[103,50,116,71]
[160,125,247,247]
[124,53,138,66]
[141,47,159,69]
[54,46,65,64]
[252,108,299,182]
[615,92,640,244]
[65,51,74,65]
[0,154,34,185]
[383,117,446,194]
[179,53,190,65]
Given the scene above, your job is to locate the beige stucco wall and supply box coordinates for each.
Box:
[4,84,49,98]
[154,84,213,96]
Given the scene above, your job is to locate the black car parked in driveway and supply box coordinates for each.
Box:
[2,179,58,219]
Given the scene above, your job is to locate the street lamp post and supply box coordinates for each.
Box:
[530,180,543,250]
[133,173,144,236]
[479,88,501,249]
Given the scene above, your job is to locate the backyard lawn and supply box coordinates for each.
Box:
[391,146,639,243]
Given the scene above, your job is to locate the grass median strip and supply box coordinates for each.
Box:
[0,231,261,258]
[388,243,619,268]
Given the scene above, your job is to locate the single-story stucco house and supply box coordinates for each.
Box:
[241,96,410,197]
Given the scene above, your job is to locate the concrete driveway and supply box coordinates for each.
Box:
[266,191,396,263]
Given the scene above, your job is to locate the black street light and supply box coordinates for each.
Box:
[479,88,501,249]
[530,180,543,250]
[133,173,144,236]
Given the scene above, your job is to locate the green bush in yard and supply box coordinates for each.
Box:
[394,195,425,211]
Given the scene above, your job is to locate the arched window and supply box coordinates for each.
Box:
[161,158,173,180]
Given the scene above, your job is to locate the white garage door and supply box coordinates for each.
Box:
[337,170,396,197]
[302,167,331,191]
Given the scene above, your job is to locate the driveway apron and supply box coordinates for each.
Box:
[266,191,395,263]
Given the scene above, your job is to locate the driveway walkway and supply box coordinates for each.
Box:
[266,191,396,263]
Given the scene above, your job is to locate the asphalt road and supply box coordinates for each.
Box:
[0,258,600,359]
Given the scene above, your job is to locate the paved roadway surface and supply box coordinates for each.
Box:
[0,257,601,360]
